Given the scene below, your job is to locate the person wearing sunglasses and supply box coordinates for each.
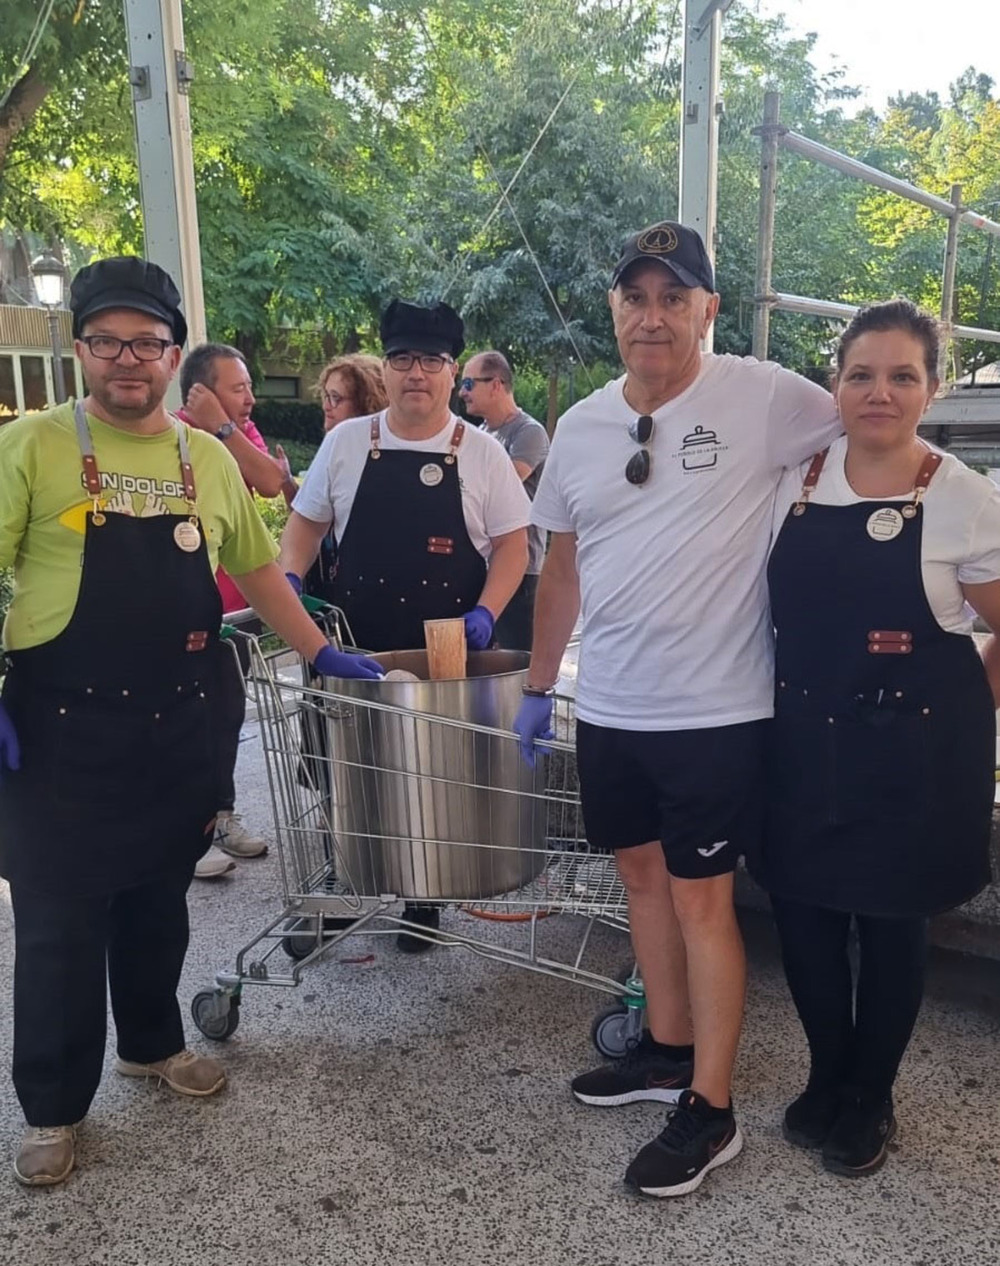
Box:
[514,221,841,1198]
[0,257,361,1187]
[280,298,530,951]
[459,351,549,650]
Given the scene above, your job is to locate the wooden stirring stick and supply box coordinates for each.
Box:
[423,618,467,680]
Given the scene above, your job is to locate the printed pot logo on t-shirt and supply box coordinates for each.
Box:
[671,424,728,473]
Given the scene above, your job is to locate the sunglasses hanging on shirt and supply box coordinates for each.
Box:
[626,414,654,486]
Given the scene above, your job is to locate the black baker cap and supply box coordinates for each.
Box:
[379,299,465,359]
[70,256,188,345]
[611,221,715,292]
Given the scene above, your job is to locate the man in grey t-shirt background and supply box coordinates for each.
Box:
[459,350,549,649]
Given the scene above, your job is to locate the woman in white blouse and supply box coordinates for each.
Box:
[755,299,1000,1177]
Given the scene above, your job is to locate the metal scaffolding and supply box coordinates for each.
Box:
[751,90,1000,379]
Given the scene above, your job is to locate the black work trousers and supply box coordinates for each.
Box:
[771,896,928,1102]
[215,637,251,813]
[494,573,538,652]
[10,866,194,1127]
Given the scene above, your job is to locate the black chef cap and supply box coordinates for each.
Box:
[70,256,188,346]
[379,299,465,359]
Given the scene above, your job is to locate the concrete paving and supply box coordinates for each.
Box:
[1,719,999,1266]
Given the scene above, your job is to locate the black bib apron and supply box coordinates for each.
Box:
[0,403,223,897]
[330,416,487,652]
[758,447,994,917]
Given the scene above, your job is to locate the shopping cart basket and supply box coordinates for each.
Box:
[191,610,645,1055]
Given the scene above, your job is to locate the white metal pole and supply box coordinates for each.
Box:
[752,91,782,361]
[122,0,206,358]
[680,1,731,352]
[939,184,962,382]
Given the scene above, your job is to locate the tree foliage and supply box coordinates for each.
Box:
[2,0,999,400]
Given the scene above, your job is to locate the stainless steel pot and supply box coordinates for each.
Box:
[324,649,547,900]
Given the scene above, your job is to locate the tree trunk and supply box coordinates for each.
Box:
[546,368,559,434]
[0,67,50,176]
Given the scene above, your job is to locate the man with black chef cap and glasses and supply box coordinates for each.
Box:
[0,255,377,1188]
[280,298,530,950]
[514,221,841,1199]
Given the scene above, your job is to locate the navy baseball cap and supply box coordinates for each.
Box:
[70,256,188,345]
[611,221,715,292]
[380,299,465,359]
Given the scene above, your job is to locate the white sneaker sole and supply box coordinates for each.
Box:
[573,1086,686,1107]
[635,1126,744,1198]
[216,842,268,859]
[194,859,237,879]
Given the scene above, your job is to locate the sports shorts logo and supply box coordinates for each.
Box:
[697,840,728,858]
[637,223,679,255]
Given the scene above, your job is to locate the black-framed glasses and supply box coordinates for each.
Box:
[386,351,453,374]
[81,335,174,362]
[459,376,496,391]
[626,414,654,485]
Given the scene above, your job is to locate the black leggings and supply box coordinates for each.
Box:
[215,637,251,812]
[770,896,928,1101]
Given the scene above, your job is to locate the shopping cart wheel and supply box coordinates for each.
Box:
[282,914,356,960]
[191,990,240,1042]
[591,1006,635,1060]
[282,916,321,961]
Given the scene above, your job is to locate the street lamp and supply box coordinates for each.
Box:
[30,251,68,405]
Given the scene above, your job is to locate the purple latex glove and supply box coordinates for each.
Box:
[513,694,554,768]
[0,701,21,778]
[313,643,384,681]
[463,604,495,650]
[285,571,303,596]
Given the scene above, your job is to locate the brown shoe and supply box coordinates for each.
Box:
[115,1049,226,1097]
[13,1126,76,1187]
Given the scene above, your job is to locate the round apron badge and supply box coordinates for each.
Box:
[866,507,904,542]
[419,463,444,487]
[174,521,202,552]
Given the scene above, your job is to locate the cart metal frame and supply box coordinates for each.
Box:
[191,614,644,1052]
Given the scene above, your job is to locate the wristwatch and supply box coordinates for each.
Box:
[215,420,237,441]
[522,683,556,697]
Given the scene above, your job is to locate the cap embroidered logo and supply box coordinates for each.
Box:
[637,224,679,255]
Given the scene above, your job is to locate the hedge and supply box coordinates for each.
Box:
[253,399,325,444]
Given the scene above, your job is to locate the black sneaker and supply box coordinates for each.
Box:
[822,1092,896,1177]
[571,1031,693,1107]
[782,1084,842,1150]
[625,1089,743,1198]
[397,903,441,954]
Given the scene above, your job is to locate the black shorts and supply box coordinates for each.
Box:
[575,718,766,879]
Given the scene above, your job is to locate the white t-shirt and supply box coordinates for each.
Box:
[531,354,841,729]
[293,411,531,558]
[773,435,1000,634]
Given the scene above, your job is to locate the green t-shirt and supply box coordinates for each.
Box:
[0,401,279,650]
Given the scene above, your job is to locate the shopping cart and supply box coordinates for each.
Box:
[191,608,645,1056]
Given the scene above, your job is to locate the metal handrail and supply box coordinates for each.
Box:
[752,90,1000,379]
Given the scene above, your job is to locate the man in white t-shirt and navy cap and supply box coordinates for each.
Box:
[514,221,840,1197]
[280,298,530,950]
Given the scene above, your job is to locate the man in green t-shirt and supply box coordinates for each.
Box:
[0,256,382,1189]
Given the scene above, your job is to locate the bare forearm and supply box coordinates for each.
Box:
[527,541,580,689]
[224,430,285,497]
[981,635,1000,707]
[479,529,528,617]
[230,562,328,661]
[279,511,330,579]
